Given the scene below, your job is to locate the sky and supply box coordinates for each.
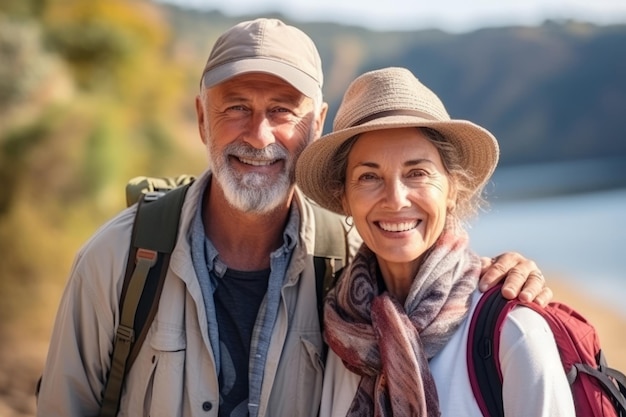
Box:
[158,0,626,32]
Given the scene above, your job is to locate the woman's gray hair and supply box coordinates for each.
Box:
[419,127,487,225]
[327,135,358,213]
[327,127,487,226]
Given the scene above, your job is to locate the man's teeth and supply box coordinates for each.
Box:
[239,157,274,166]
[378,221,418,232]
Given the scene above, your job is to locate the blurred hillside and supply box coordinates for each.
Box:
[159,4,626,168]
[160,4,626,196]
[0,1,625,416]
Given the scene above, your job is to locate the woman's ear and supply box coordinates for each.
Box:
[446,179,458,212]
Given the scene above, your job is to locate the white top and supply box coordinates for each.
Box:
[320,290,576,417]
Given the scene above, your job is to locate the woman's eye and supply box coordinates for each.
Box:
[407,169,428,178]
[358,173,378,181]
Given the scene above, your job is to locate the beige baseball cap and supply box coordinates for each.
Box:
[200,18,323,98]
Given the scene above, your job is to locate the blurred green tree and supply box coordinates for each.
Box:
[0,0,201,347]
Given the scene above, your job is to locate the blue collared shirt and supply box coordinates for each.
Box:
[190,195,299,417]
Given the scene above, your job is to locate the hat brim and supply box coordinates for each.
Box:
[202,58,320,98]
[296,114,499,215]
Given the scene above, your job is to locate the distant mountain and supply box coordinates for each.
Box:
[159,4,626,169]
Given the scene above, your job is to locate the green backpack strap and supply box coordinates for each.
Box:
[310,202,349,331]
[99,182,191,417]
[99,179,345,416]
[125,175,195,207]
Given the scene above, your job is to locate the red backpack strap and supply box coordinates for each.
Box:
[466,284,519,417]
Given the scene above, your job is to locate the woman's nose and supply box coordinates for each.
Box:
[381,178,411,210]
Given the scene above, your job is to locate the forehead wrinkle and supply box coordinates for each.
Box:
[216,75,304,102]
[355,158,434,169]
[356,161,379,169]
[404,158,436,167]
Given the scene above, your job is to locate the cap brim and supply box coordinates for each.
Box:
[202,58,320,98]
[296,115,499,215]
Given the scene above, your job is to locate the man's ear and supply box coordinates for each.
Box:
[195,95,207,145]
[314,102,329,140]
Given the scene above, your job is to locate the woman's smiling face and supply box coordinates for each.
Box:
[342,127,455,268]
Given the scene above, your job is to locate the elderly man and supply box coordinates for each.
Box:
[36,18,550,417]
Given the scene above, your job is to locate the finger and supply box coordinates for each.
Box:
[499,268,527,299]
[478,253,525,292]
[516,270,545,301]
[519,276,552,305]
[480,256,493,271]
[499,256,540,298]
[529,287,553,307]
[497,252,539,277]
[478,264,507,291]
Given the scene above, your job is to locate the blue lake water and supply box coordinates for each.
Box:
[468,187,626,317]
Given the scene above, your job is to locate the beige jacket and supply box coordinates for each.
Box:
[37,170,360,417]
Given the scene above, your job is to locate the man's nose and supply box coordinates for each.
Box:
[244,113,275,149]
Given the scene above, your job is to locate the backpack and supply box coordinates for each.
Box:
[467,283,626,417]
[98,175,350,417]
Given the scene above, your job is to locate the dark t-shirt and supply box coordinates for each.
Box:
[214,267,270,417]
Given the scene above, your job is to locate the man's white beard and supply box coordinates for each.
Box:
[218,169,291,214]
[210,142,295,214]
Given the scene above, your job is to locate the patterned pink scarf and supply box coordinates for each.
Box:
[324,228,480,416]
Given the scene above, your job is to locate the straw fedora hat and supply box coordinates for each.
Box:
[296,67,500,215]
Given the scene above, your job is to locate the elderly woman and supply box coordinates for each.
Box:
[296,67,575,417]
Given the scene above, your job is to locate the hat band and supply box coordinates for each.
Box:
[350,109,436,127]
